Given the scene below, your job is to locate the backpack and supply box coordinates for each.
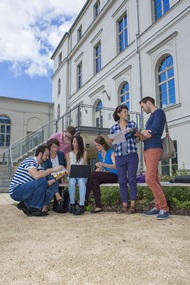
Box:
[53,188,70,213]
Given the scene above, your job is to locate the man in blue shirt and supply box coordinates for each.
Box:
[9,144,64,216]
[139,96,170,220]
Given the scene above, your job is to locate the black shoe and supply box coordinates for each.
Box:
[27,208,49,217]
[17,201,27,211]
[21,208,30,215]
[73,206,85,215]
[70,204,76,214]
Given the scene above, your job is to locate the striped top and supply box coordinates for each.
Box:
[9,157,38,195]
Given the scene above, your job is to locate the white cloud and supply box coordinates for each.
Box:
[0,0,87,77]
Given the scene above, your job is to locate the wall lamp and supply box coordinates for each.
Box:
[83,105,88,114]
[102,89,111,101]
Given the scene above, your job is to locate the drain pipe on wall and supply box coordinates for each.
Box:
[135,0,144,172]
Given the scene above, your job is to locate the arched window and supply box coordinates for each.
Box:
[58,78,61,95]
[0,116,11,147]
[95,100,103,127]
[158,55,176,108]
[120,82,130,109]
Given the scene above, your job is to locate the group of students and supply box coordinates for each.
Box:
[9,96,170,220]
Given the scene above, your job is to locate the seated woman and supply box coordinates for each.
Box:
[86,135,118,213]
[43,138,66,212]
[66,135,88,215]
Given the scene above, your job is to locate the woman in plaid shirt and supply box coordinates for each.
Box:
[110,105,139,214]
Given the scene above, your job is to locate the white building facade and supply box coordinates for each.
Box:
[51,0,190,175]
[0,97,54,159]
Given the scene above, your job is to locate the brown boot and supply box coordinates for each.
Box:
[117,206,128,214]
[126,206,136,215]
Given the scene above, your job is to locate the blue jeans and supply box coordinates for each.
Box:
[68,178,87,206]
[116,152,139,203]
[44,174,59,206]
[10,178,48,209]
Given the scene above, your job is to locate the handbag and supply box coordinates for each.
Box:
[53,188,70,213]
[160,120,176,160]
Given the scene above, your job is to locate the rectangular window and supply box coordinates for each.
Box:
[95,42,101,73]
[58,52,62,66]
[154,0,170,21]
[94,1,100,19]
[0,117,11,147]
[58,78,61,95]
[77,62,82,89]
[78,26,82,41]
[118,14,128,52]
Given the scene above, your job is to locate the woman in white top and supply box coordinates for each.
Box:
[66,135,88,215]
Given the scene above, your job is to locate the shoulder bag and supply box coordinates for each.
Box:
[160,119,176,160]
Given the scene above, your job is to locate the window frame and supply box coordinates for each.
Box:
[119,81,130,110]
[94,1,100,19]
[77,25,82,41]
[58,78,61,95]
[77,62,82,90]
[157,54,176,108]
[118,13,128,53]
[58,52,62,67]
[0,115,11,147]
[95,100,103,128]
[153,0,170,21]
[94,41,101,74]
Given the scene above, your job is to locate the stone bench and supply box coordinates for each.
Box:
[99,182,190,187]
[59,182,190,188]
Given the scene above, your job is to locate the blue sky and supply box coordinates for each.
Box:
[0,0,87,103]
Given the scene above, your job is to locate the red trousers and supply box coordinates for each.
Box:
[144,148,169,212]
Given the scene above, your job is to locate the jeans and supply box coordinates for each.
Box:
[10,178,48,209]
[116,152,139,203]
[144,148,169,211]
[68,177,87,206]
[44,174,59,206]
[86,171,118,208]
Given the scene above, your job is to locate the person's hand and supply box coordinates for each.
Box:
[95,162,104,169]
[141,130,152,138]
[95,168,101,172]
[53,165,64,172]
[134,131,141,137]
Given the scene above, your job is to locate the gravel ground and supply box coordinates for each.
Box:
[0,204,190,285]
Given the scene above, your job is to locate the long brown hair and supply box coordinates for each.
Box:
[94,135,110,151]
[71,135,85,162]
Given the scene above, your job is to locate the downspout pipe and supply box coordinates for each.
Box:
[135,0,144,171]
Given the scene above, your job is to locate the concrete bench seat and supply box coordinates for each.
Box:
[100,182,190,187]
[59,182,190,188]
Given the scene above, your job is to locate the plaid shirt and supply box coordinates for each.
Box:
[110,121,138,156]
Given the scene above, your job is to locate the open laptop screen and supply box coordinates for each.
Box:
[69,165,91,178]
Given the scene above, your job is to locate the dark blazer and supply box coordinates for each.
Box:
[43,150,65,170]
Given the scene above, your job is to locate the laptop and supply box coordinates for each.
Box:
[69,165,91,178]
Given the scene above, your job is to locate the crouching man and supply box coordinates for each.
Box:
[9,144,64,217]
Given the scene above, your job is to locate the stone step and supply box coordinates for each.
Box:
[0,187,9,193]
[0,165,11,193]
[0,174,10,178]
[0,180,10,186]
